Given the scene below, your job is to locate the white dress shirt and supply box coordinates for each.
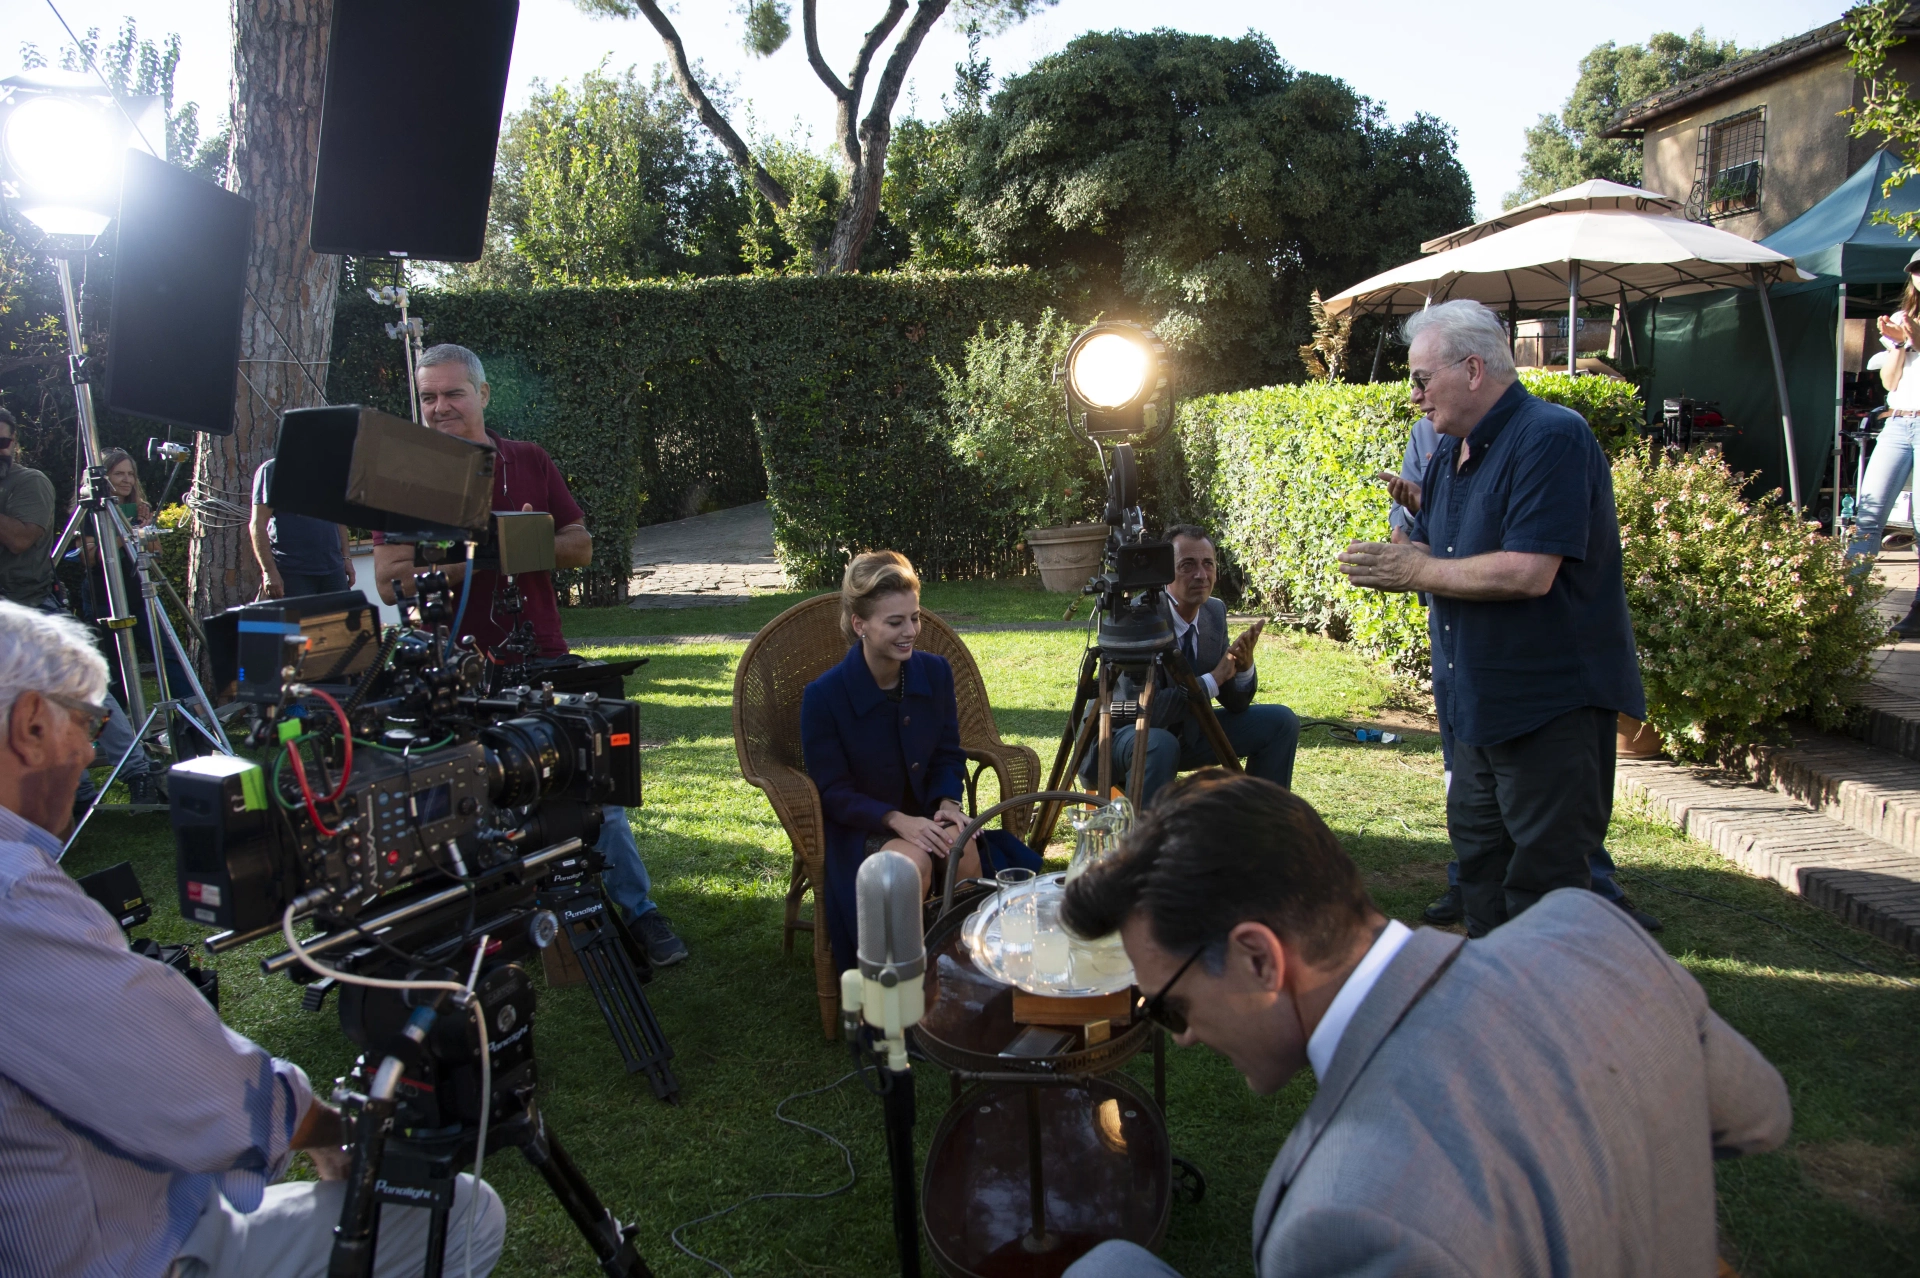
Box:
[1304,919,1414,1080]
[1171,607,1253,702]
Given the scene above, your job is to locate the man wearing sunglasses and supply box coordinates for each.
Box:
[1337,300,1644,939]
[0,409,58,610]
[0,602,506,1276]
[1058,771,1790,1278]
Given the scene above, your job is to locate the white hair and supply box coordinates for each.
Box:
[1402,300,1517,381]
[0,602,109,732]
[418,343,487,388]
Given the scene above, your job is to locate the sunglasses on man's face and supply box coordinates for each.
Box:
[0,436,14,451]
[47,693,111,742]
[1136,944,1209,1034]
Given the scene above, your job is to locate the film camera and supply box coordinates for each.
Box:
[166,406,667,1277]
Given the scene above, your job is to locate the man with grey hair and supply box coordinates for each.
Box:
[0,602,507,1275]
[1337,300,1644,938]
[370,345,688,966]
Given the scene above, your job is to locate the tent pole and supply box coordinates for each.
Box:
[1618,284,1638,368]
[1834,282,1847,529]
[1753,263,1803,513]
[1567,260,1580,374]
[1368,317,1387,383]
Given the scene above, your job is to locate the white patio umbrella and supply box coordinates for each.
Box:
[1419,179,1684,253]
[1322,208,1817,508]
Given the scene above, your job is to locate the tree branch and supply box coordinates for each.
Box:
[861,0,945,144]
[826,0,948,271]
[631,0,790,209]
[801,0,850,101]
[847,0,908,118]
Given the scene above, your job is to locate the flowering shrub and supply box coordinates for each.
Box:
[1614,444,1886,759]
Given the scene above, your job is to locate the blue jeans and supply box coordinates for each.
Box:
[1080,703,1300,807]
[75,694,151,804]
[597,805,657,918]
[1849,413,1920,558]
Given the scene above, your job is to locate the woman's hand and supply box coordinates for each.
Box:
[1881,314,1912,347]
[886,810,958,859]
[135,498,152,524]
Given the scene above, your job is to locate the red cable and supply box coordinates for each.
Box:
[306,687,354,798]
[286,741,342,839]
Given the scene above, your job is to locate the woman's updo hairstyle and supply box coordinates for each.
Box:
[840,550,920,644]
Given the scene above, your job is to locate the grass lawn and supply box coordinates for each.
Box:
[563,578,1087,637]
[64,605,1920,1276]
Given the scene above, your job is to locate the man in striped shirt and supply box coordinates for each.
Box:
[0,602,505,1277]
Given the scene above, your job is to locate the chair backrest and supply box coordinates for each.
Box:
[732,594,1008,786]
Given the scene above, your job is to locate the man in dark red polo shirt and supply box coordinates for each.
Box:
[372,345,686,965]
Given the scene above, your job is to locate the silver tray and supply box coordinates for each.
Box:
[960,872,1136,997]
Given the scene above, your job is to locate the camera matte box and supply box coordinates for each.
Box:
[271,405,494,533]
[309,0,520,260]
[106,150,253,435]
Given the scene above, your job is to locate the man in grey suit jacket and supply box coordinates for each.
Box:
[1060,772,1791,1278]
[1080,526,1299,806]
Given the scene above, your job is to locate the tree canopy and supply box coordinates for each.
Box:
[1508,29,1745,207]
[956,29,1473,391]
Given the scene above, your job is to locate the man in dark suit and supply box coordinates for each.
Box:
[1081,525,1298,806]
[1059,772,1791,1278]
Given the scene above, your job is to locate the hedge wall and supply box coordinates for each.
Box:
[1179,371,1648,676]
[328,270,1050,601]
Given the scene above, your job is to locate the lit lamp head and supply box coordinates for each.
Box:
[1062,321,1172,444]
[0,72,140,241]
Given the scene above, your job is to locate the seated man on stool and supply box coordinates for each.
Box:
[1081,525,1298,806]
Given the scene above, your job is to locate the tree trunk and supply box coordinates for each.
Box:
[822,0,946,273]
[189,0,340,617]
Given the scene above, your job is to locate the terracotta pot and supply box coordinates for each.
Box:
[1025,523,1109,593]
[1616,713,1662,758]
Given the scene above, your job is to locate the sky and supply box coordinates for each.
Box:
[11,0,1851,221]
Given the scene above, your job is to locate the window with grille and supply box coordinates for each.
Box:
[1696,108,1765,219]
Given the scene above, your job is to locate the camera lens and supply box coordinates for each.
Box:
[480,715,576,808]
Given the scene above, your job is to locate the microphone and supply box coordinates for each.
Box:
[843,849,925,1066]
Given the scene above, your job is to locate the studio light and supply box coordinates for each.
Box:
[0,72,145,239]
[1061,321,1171,442]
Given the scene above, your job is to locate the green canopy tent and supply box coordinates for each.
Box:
[1761,148,1920,282]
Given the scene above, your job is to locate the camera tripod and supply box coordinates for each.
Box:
[331,964,654,1278]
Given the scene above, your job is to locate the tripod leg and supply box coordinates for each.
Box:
[567,903,680,1101]
[1034,648,1101,853]
[1095,665,1115,800]
[1162,649,1243,775]
[1035,681,1101,853]
[883,1067,922,1278]
[1125,677,1155,802]
[330,1057,403,1278]
[513,1104,655,1278]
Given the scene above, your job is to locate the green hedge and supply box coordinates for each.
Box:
[1178,371,1649,675]
[327,270,1050,601]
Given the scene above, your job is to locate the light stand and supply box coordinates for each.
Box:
[40,254,233,771]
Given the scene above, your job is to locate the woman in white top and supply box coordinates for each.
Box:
[1855,258,1920,636]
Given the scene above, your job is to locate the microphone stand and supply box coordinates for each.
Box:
[842,986,920,1278]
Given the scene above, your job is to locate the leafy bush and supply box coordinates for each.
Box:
[1179,381,1430,672]
[1613,444,1886,759]
[1518,370,1645,455]
[938,310,1104,533]
[328,270,1050,600]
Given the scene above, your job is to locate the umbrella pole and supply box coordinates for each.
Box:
[1368,319,1386,383]
[1752,263,1803,513]
[1567,261,1580,374]
[1835,282,1848,528]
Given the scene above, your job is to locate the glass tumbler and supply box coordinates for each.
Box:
[995,867,1036,968]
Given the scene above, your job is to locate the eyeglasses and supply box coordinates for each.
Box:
[1409,355,1471,392]
[1136,944,1208,1034]
[47,693,111,742]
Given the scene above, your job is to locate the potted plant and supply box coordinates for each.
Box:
[941,310,1110,591]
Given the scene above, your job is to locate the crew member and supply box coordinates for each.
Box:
[1059,771,1790,1278]
[251,454,351,598]
[0,409,56,610]
[371,344,686,967]
[1080,525,1299,807]
[1338,300,1646,937]
[0,601,506,1277]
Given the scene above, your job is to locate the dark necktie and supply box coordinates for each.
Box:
[1181,623,1198,671]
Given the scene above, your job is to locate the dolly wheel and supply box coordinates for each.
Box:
[1172,1156,1207,1204]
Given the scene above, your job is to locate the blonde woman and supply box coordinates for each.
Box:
[801,550,1040,972]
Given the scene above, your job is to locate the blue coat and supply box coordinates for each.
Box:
[801,645,1038,972]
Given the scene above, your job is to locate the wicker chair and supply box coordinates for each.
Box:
[732,594,1041,1038]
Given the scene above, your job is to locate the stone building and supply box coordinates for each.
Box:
[1603,12,1920,239]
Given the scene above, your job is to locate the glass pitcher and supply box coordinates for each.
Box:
[1065,796,1135,884]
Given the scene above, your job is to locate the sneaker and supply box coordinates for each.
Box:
[1423,884,1463,925]
[126,773,168,806]
[630,910,688,967]
[1617,897,1663,933]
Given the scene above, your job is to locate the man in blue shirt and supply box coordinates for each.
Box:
[250,457,350,598]
[1339,300,1645,937]
[0,602,504,1276]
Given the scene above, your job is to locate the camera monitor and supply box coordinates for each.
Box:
[309,0,520,260]
[106,150,253,435]
[270,405,495,534]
